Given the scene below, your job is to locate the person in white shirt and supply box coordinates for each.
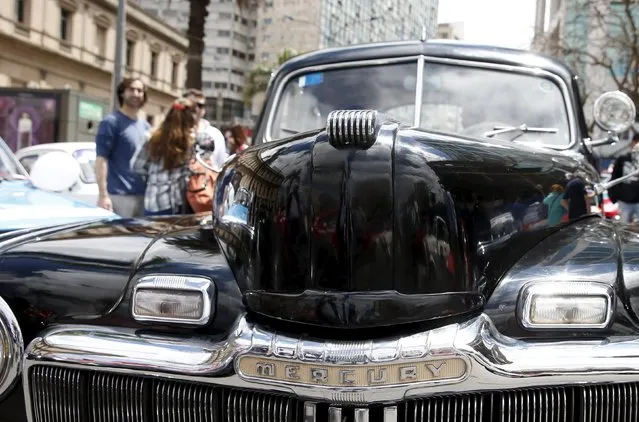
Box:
[17,112,33,150]
[183,89,228,172]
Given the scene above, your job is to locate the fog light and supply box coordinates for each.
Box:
[518,282,613,329]
[132,275,214,326]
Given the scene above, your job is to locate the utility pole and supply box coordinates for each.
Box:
[110,0,126,112]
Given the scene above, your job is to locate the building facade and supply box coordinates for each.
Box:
[0,0,188,128]
[255,0,439,66]
[436,22,464,40]
[136,0,257,127]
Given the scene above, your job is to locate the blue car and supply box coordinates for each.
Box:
[0,137,117,232]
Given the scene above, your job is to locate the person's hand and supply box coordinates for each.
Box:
[98,195,113,211]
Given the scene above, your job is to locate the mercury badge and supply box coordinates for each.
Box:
[236,355,468,388]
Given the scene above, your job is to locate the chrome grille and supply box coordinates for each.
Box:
[29,366,302,422]
[28,366,639,422]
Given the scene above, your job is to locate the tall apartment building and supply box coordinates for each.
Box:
[256,0,439,66]
[137,0,257,127]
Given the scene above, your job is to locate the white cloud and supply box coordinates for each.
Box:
[437,0,537,50]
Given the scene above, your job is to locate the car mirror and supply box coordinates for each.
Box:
[30,151,81,192]
[593,91,636,133]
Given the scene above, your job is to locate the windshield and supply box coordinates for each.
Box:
[0,139,27,179]
[269,60,571,147]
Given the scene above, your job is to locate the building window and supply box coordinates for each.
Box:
[60,8,72,41]
[126,39,135,68]
[218,30,231,37]
[171,60,179,86]
[15,0,28,24]
[150,51,159,78]
[95,25,107,57]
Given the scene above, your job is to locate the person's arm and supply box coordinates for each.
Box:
[95,118,116,211]
[208,126,228,172]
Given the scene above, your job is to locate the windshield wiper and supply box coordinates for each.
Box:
[280,126,300,135]
[483,124,558,139]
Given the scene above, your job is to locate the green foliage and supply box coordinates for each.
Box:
[243,49,300,106]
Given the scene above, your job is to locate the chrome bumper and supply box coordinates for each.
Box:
[24,313,639,405]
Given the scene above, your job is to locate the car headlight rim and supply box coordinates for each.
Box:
[517,281,614,330]
[0,296,23,400]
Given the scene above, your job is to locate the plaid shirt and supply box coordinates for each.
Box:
[132,128,219,214]
[132,144,191,214]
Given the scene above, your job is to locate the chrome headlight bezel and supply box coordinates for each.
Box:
[517,281,614,330]
[131,275,215,326]
[0,296,23,400]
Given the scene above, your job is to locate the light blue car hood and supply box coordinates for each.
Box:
[0,180,118,231]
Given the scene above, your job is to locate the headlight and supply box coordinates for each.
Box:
[132,275,215,326]
[517,281,614,329]
[0,296,22,400]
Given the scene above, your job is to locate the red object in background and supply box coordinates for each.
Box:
[602,193,619,219]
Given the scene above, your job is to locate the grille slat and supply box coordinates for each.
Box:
[28,366,639,422]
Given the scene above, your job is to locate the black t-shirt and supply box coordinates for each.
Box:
[563,178,587,219]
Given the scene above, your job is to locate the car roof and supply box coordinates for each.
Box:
[276,39,577,84]
[16,142,96,156]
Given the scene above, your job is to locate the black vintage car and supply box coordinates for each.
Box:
[0,40,638,422]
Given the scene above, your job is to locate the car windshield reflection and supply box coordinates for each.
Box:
[269,60,571,147]
[0,138,28,180]
[72,148,97,184]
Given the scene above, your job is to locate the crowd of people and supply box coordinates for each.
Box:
[94,77,250,218]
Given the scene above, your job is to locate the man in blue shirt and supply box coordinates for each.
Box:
[95,78,150,217]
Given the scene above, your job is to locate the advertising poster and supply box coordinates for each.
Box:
[0,91,60,152]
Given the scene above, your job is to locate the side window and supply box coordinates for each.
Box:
[19,154,40,173]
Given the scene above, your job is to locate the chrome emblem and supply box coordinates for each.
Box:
[237,356,467,388]
[234,322,470,390]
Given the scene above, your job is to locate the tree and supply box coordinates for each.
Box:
[535,0,639,124]
[243,49,299,107]
[184,0,255,90]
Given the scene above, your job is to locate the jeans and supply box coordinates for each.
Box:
[618,201,639,223]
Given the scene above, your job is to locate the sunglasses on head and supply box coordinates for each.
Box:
[196,102,206,108]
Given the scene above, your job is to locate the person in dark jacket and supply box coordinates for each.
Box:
[609,134,639,223]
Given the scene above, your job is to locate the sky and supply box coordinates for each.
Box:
[437,0,538,50]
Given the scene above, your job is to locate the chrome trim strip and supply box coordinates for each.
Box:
[0,296,22,401]
[414,55,425,126]
[131,274,215,326]
[23,313,639,410]
[518,281,614,330]
[264,55,579,151]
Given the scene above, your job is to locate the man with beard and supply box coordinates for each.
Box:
[95,78,150,217]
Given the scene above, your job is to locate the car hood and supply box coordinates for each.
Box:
[213,114,598,329]
[0,179,116,230]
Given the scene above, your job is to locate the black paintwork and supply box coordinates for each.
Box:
[213,121,600,328]
[0,215,244,346]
